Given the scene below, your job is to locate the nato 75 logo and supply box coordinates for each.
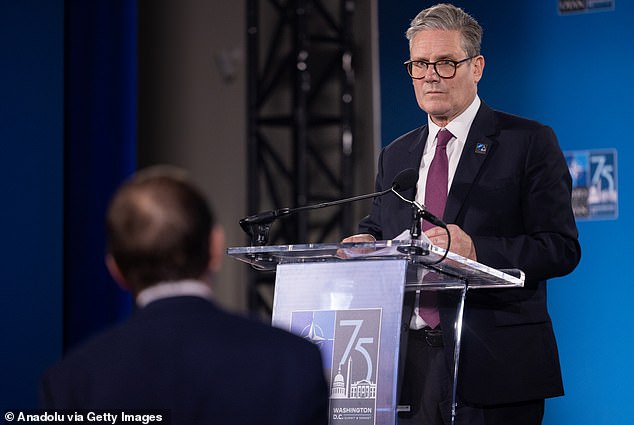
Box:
[566,148,618,220]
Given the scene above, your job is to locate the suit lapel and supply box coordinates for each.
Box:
[388,126,427,236]
[444,102,498,224]
[403,125,428,201]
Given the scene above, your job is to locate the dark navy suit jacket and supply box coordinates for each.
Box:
[360,102,581,405]
[40,296,328,425]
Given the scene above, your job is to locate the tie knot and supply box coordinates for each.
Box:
[436,129,453,148]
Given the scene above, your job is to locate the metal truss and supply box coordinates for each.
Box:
[246,0,356,317]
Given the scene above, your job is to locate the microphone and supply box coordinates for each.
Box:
[391,168,418,192]
[240,168,418,245]
[389,171,451,261]
[390,183,447,229]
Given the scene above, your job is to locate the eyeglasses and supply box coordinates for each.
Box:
[403,57,475,79]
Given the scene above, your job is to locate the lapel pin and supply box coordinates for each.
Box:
[475,143,489,154]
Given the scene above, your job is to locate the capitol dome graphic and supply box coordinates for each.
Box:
[331,366,347,399]
[330,357,376,399]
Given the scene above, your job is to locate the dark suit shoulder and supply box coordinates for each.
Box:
[382,125,426,156]
[136,296,321,360]
[43,296,320,374]
[215,305,320,354]
[491,108,552,133]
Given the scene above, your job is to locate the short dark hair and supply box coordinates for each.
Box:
[106,166,215,292]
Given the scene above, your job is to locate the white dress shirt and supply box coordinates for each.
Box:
[136,279,213,308]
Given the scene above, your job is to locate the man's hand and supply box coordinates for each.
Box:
[337,233,377,258]
[425,224,477,261]
[341,233,376,243]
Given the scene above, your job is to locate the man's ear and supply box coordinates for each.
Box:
[209,225,225,273]
[472,54,485,83]
[105,253,130,291]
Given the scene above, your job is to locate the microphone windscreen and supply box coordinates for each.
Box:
[392,168,419,191]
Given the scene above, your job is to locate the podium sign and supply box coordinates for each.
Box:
[273,260,407,424]
[228,240,524,425]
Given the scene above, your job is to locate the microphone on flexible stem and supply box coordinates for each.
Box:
[390,188,448,232]
[239,168,419,246]
[390,178,451,261]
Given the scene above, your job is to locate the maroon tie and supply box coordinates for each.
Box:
[419,128,453,329]
[422,128,452,231]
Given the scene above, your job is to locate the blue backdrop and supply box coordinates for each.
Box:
[0,0,136,410]
[378,1,632,424]
[0,0,64,410]
[64,0,136,351]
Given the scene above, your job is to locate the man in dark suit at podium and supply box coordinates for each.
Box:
[344,3,580,425]
[41,166,328,425]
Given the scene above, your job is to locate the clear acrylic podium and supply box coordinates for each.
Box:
[228,240,524,425]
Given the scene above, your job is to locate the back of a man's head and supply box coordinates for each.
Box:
[106,166,215,293]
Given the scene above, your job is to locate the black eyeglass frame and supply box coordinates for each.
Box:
[403,56,476,79]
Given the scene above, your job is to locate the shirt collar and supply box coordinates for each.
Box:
[136,279,213,308]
